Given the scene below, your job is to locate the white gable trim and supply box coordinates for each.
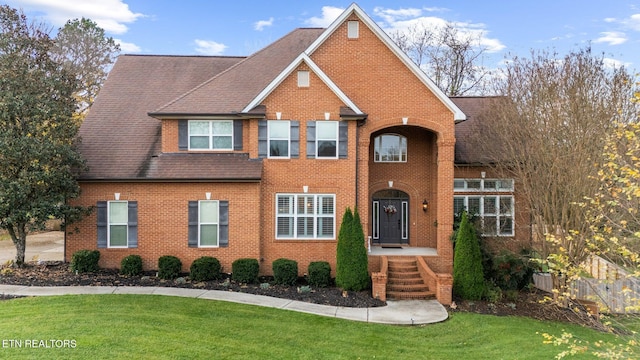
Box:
[305,3,466,122]
[242,53,363,115]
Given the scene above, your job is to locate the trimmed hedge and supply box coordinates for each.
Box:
[120,255,143,276]
[70,250,100,273]
[232,258,259,284]
[453,211,486,300]
[272,258,298,285]
[190,256,221,282]
[158,255,182,280]
[308,261,331,287]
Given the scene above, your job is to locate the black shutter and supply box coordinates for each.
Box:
[233,120,243,150]
[127,201,138,248]
[188,201,198,247]
[219,201,229,248]
[290,121,299,158]
[306,121,316,158]
[97,201,107,248]
[178,120,188,151]
[258,120,267,158]
[339,121,348,159]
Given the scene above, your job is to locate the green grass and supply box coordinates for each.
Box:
[0,295,627,359]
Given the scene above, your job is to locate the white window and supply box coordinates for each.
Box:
[453,195,514,236]
[347,21,359,38]
[297,70,309,87]
[199,200,219,247]
[188,120,233,150]
[276,194,335,239]
[374,134,407,162]
[108,201,128,248]
[453,178,514,192]
[316,121,338,158]
[268,121,290,158]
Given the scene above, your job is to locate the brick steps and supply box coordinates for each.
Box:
[386,257,436,300]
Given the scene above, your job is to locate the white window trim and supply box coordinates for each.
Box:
[267,120,290,159]
[316,121,339,159]
[297,70,310,87]
[372,201,379,239]
[107,201,128,248]
[198,200,220,248]
[347,21,359,39]
[453,178,514,192]
[453,195,515,237]
[275,194,336,240]
[188,120,234,151]
[374,134,407,163]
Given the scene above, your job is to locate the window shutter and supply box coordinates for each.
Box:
[219,201,229,248]
[258,120,267,158]
[188,201,198,248]
[127,201,138,248]
[97,201,107,248]
[178,120,188,151]
[339,121,348,158]
[290,121,299,158]
[233,120,243,150]
[306,121,316,158]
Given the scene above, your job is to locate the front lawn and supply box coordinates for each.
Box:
[0,295,625,359]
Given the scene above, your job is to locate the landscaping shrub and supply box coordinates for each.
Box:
[70,250,100,273]
[308,261,331,287]
[272,258,298,285]
[158,255,182,280]
[490,251,535,291]
[335,207,369,291]
[120,255,143,276]
[232,258,259,284]
[453,211,486,300]
[190,256,221,282]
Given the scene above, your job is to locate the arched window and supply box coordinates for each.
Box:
[374,134,407,162]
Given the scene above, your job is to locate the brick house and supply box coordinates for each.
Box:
[67,4,529,305]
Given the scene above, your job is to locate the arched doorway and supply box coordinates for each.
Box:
[372,189,409,246]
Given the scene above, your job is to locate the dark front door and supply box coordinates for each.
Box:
[379,199,402,244]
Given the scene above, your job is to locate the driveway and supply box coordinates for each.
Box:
[0,231,64,263]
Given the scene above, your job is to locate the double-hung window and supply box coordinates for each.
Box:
[188,120,233,150]
[316,121,338,158]
[108,201,128,247]
[97,200,138,249]
[276,194,335,239]
[188,200,229,248]
[268,121,290,158]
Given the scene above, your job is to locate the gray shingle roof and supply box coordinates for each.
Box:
[451,96,497,164]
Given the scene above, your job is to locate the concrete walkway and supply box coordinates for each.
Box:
[0,284,449,325]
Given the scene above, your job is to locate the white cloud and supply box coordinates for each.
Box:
[114,38,140,53]
[6,0,143,34]
[594,31,627,45]
[374,6,506,53]
[254,17,274,31]
[304,6,344,27]
[629,13,640,31]
[194,39,227,55]
[603,57,631,69]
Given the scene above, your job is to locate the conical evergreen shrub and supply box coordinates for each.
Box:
[336,207,369,291]
[453,211,486,300]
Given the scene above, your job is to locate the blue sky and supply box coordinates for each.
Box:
[6,0,640,70]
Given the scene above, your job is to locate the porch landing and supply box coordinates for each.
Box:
[368,246,437,256]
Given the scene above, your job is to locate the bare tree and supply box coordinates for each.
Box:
[472,47,639,268]
[390,22,491,96]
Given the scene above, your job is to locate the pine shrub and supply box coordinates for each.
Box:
[272,258,298,285]
[308,261,331,287]
[158,255,182,280]
[231,258,259,284]
[120,255,143,276]
[335,208,369,291]
[70,250,100,273]
[190,256,221,282]
[453,211,486,300]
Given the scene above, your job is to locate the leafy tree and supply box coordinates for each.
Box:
[50,18,120,120]
[335,207,369,291]
[453,211,486,300]
[391,22,491,95]
[0,6,87,266]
